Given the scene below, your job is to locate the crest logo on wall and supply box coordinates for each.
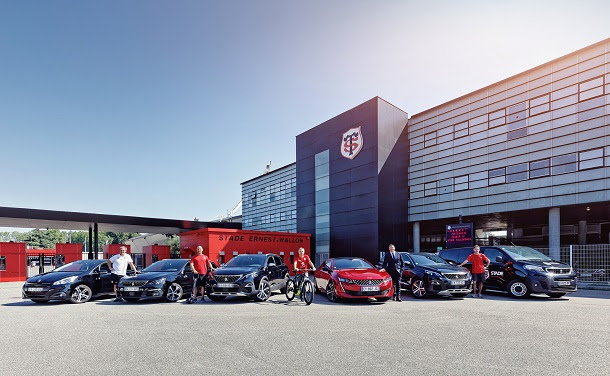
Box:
[341,126,363,160]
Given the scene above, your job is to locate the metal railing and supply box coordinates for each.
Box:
[536,244,610,286]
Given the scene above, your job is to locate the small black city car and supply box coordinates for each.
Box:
[400,252,472,298]
[439,246,577,298]
[118,259,194,302]
[207,253,289,302]
[22,260,115,304]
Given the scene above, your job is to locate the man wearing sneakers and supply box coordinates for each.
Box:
[187,246,215,304]
[107,246,137,302]
[459,245,490,297]
[293,247,316,301]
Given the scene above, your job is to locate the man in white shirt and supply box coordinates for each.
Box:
[106,246,137,302]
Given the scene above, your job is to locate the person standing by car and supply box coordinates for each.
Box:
[382,244,403,301]
[107,246,137,302]
[458,245,490,298]
[293,247,316,300]
[187,246,216,304]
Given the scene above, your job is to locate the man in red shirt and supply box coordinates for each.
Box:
[293,247,316,301]
[187,246,216,304]
[459,245,490,298]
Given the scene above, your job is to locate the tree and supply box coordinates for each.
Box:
[106,232,140,245]
[166,235,181,258]
[16,229,66,249]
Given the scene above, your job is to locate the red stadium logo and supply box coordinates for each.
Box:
[341,126,363,160]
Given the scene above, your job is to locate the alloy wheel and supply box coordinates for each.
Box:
[326,280,338,302]
[411,279,426,298]
[70,284,92,304]
[166,283,183,302]
[257,278,271,301]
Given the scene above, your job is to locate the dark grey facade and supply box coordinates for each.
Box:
[296,97,409,264]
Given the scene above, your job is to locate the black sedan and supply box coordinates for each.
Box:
[400,252,472,298]
[207,254,289,302]
[118,259,195,302]
[22,260,115,304]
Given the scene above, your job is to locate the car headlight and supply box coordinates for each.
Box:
[244,272,258,279]
[524,265,546,273]
[149,278,166,285]
[425,270,442,279]
[382,277,392,283]
[53,276,80,285]
[338,277,354,284]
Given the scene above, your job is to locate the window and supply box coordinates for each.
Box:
[507,163,528,182]
[488,168,506,185]
[424,181,437,196]
[579,148,604,170]
[552,153,577,175]
[529,159,550,178]
[507,127,527,140]
[454,175,469,191]
[454,121,469,138]
[579,76,605,101]
[425,131,437,147]
[483,249,504,263]
[0,256,6,271]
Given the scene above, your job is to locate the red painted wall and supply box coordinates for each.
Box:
[0,242,27,282]
[102,244,131,259]
[142,245,171,266]
[179,229,310,270]
[55,243,82,264]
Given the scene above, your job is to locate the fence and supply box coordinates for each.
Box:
[536,244,610,286]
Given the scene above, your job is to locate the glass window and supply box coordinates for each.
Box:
[316,201,330,216]
[579,148,604,170]
[580,86,604,101]
[530,94,550,107]
[314,162,329,178]
[507,163,527,174]
[0,256,5,271]
[315,177,329,191]
[507,102,526,114]
[552,153,577,175]
[579,76,603,92]
[315,150,329,166]
[489,168,506,178]
[483,249,504,263]
[529,159,550,178]
[507,128,527,140]
[507,171,528,182]
[455,175,468,184]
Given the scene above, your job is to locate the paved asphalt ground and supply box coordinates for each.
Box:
[1,283,609,376]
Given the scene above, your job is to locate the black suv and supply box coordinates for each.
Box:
[400,252,472,298]
[207,253,288,302]
[439,246,577,298]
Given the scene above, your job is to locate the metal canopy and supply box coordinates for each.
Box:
[0,206,241,234]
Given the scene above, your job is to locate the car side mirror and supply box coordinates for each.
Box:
[268,263,276,267]
[496,256,505,263]
[404,261,413,267]
[322,266,331,273]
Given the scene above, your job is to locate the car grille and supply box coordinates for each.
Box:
[350,279,383,286]
[443,273,469,280]
[214,275,242,283]
[122,280,148,287]
[345,288,390,296]
[546,268,571,274]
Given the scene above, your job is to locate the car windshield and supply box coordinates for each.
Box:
[143,260,185,272]
[224,255,266,268]
[53,261,98,272]
[410,253,451,266]
[333,258,374,270]
[500,246,552,261]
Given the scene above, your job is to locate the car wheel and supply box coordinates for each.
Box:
[207,295,226,302]
[31,299,49,303]
[165,283,183,302]
[256,278,271,301]
[547,293,566,298]
[280,273,289,294]
[70,284,93,304]
[451,293,468,298]
[326,280,339,302]
[507,280,530,298]
[411,279,426,299]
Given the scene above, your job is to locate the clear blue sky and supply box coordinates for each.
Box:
[1,1,609,226]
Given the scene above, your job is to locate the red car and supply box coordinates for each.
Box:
[314,257,394,302]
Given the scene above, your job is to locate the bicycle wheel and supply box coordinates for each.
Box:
[302,280,314,305]
[285,279,296,301]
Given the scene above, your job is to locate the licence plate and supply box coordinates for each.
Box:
[217,283,234,288]
[361,286,379,292]
[451,280,464,285]
[557,281,571,286]
[124,286,140,292]
[27,287,44,292]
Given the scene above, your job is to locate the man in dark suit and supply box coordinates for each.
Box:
[382,244,403,301]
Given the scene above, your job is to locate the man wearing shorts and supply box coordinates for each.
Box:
[293,247,316,301]
[107,246,137,302]
[187,246,215,304]
[459,245,490,298]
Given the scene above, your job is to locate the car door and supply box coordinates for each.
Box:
[274,255,287,282]
[92,263,113,295]
[316,259,332,291]
[400,254,415,287]
[179,263,194,290]
[266,256,280,289]
[482,248,505,290]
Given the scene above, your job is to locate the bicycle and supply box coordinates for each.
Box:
[285,269,314,305]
